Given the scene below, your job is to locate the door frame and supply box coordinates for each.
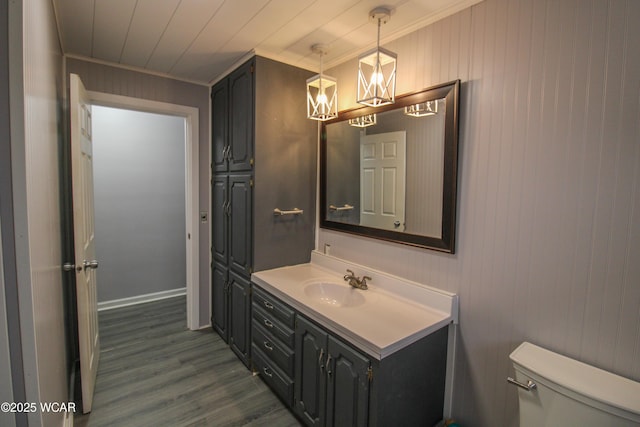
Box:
[87,90,200,330]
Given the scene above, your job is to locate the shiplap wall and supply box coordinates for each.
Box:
[323,0,640,425]
[66,58,211,326]
[12,0,68,425]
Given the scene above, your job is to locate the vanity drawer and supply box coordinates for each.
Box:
[252,305,295,348]
[252,344,293,406]
[252,286,295,328]
[252,322,295,377]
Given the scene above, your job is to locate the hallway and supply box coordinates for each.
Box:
[75,297,300,426]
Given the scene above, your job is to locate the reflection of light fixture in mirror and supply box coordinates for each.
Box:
[348,114,377,128]
[404,100,438,117]
[307,44,338,121]
[357,7,397,107]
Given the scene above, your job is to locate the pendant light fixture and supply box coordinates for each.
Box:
[307,44,338,121]
[357,7,397,107]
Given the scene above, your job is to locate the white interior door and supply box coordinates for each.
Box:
[70,73,100,413]
[360,131,407,231]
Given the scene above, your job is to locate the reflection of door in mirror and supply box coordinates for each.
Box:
[360,131,406,231]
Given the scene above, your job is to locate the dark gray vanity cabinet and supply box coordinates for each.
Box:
[211,55,317,368]
[251,286,296,406]
[211,262,251,367]
[251,285,450,427]
[295,316,370,427]
[211,262,228,341]
[228,272,251,365]
[211,172,252,363]
[211,60,254,173]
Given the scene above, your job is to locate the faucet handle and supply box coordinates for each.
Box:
[361,276,372,287]
[344,269,355,280]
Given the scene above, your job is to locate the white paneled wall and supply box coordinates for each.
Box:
[322,0,640,425]
[18,0,67,425]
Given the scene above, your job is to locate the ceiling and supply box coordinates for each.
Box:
[53,0,481,86]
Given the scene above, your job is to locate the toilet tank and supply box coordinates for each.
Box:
[509,342,640,427]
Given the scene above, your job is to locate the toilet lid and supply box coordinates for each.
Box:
[510,342,640,417]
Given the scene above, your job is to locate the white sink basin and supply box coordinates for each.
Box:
[304,281,366,308]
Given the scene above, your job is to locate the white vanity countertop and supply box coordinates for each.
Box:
[251,251,458,360]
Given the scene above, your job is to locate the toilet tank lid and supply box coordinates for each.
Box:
[510,342,640,415]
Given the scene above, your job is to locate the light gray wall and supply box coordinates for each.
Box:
[92,106,186,302]
[67,58,211,325]
[323,0,640,426]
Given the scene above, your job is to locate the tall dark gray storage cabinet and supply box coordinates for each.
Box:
[211,56,317,367]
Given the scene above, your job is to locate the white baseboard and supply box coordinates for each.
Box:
[98,287,186,311]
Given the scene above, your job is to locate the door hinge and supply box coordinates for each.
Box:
[250,64,254,74]
[250,158,254,167]
[367,366,373,382]
[249,179,254,188]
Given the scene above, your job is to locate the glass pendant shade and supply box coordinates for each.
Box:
[307,74,338,121]
[348,114,377,128]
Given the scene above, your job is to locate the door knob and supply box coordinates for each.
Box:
[63,263,79,272]
[83,260,99,270]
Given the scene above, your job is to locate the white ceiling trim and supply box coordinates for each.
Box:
[64,53,210,87]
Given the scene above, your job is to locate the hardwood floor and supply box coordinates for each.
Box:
[75,296,301,427]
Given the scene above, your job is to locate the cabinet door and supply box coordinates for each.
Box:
[228,59,254,172]
[211,262,229,342]
[229,174,252,276]
[228,272,251,367]
[211,79,228,173]
[295,316,328,426]
[211,175,228,265]
[325,337,370,427]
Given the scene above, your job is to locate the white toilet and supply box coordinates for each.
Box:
[509,341,640,426]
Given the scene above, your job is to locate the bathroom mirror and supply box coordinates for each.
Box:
[320,80,460,253]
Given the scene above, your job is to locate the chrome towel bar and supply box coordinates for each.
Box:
[329,204,354,211]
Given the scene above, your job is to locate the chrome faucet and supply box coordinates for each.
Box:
[343,269,371,290]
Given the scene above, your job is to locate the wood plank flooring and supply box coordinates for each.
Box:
[74,296,301,427]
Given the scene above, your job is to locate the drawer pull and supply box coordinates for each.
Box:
[264,301,275,310]
[264,341,274,351]
[263,367,273,378]
[264,319,274,329]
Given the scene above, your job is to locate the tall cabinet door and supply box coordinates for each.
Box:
[228,59,254,172]
[211,176,228,265]
[211,262,228,342]
[295,317,328,426]
[325,337,370,427]
[228,271,251,367]
[211,79,228,173]
[229,174,252,276]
